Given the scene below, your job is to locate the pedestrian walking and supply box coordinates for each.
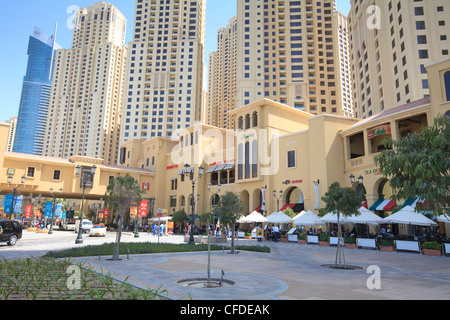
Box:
[272,224,279,243]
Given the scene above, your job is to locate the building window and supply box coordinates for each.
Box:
[170,196,177,208]
[444,71,450,102]
[27,167,35,178]
[53,170,61,181]
[287,150,296,168]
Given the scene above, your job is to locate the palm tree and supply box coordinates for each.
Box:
[322,182,362,269]
[105,174,144,261]
[214,192,244,254]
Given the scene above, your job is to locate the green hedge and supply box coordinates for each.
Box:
[44,242,270,259]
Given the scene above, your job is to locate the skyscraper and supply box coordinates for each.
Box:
[43,2,128,164]
[13,27,58,155]
[5,116,18,152]
[348,0,450,118]
[207,16,238,129]
[119,0,206,143]
[235,0,349,116]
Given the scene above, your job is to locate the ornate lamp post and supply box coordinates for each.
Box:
[272,189,283,212]
[48,188,63,234]
[7,175,26,220]
[185,163,204,245]
[75,165,97,244]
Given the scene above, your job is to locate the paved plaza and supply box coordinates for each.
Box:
[1,230,449,300]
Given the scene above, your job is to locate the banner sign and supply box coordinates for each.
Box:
[261,188,266,211]
[13,195,23,214]
[25,205,33,217]
[139,201,148,217]
[368,125,391,140]
[130,203,138,218]
[44,202,53,218]
[104,208,110,219]
[3,195,14,214]
[54,203,63,217]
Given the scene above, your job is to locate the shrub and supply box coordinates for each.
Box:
[344,237,356,244]
[319,233,329,242]
[378,239,394,247]
[422,241,441,251]
[298,233,306,240]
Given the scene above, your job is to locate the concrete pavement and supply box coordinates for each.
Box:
[1,230,450,300]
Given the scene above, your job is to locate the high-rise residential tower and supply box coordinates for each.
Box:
[119,0,206,143]
[5,116,18,152]
[235,0,349,116]
[348,0,450,118]
[207,16,238,129]
[13,27,58,155]
[43,2,128,164]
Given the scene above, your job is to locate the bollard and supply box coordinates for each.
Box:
[127,249,130,260]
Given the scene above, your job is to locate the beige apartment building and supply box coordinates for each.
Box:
[207,16,238,130]
[117,57,449,235]
[348,0,450,119]
[5,116,18,152]
[119,0,206,143]
[43,2,128,165]
[235,0,351,116]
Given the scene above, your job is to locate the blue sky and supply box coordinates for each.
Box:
[0,0,351,123]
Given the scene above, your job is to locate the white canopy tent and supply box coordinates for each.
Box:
[266,211,294,224]
[437,214,450,223]
[150,216,172,222]
[347,207,383,225]
[292,210,306,220]
[238,211,268,223]
[318,212,351,225]
[382,206,438,227]
[293,210,321,226]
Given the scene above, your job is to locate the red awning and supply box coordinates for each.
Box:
[280,203,295,211]
[254,205,262,212]
[359,201,368,209]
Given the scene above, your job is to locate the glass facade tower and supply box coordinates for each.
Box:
[13,27,57,155]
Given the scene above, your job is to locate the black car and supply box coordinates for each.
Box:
[0,220,22,246]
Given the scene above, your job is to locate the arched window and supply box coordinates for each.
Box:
[238,117,244,130]
[245,141,250,179]
[238,143,243,180]
[252,112,258,127]
[445,71,450,102]
[245,114,251,129]
[252,140,258,178]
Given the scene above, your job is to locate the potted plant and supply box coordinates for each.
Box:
[319,233,330,246]
[298,233,307,244]
[422,241,442,256]
[280,234,288,243]
[344,237,357,249]
[378,239,395,252]
[244,231,252,239]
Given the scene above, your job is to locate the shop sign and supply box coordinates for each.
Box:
[139,201,148,217]
[364,168,382,175]
[142,182,150,191]
[368,125,391,140]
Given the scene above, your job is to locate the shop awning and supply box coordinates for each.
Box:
[223,163,235,170]
[360,200,368,209]
[205,166,217,174]
[369,199,397,211]
[280,203,304,213]
[214,164,227,172]
[280,203,295,211]
[254,205,262,212]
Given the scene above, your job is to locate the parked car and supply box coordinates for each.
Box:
[0,220,23,246]
[75,220,93,234]
[89,224,107,237]
[62,222,76,231]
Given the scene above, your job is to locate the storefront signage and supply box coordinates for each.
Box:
[7,168,15,176]
[142,182,150,191]
[368,125,391,140]
[25,205,33,217]
[166,165,179,170]
[364,168,382,176]
[292,180,303,184]
[139,200,148,217]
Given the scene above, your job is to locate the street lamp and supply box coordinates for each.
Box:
[208,182,222,237]
[185,163,204,245]
[349,174,356,185]
[273,189,283,212]
[48,188,63,235]
[75,165,97,244]
[7,175,26,220]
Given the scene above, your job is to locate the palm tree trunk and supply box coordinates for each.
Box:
[231,223,236,254]
[113,213,124,261]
